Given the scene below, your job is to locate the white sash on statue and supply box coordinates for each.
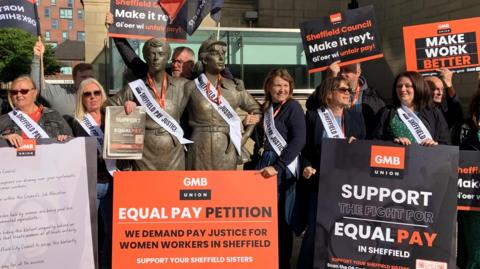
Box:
[129,79,193,146]
[194,74,242,155]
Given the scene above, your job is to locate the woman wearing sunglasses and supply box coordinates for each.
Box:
[298,77,365,269]
[0,75,72,147]
[373,71,449,145]
[71,78,114,269]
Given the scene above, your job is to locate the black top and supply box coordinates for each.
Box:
[71,119,112,183]
[453,120,480,150]
[302,108,366,187]
[359,78,386,139]
[372,106,450,145]
[113,38,149,79]
[437,87,463,130]
[252,99,306,172]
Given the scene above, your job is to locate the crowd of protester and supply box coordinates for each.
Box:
[1,13,480,269]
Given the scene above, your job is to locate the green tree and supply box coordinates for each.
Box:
[0,28,62,82]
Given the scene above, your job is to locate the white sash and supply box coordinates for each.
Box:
[8,109,49,139]
[129,79,193,146]
[317,107,345,138]
[264,106,298,176]
[397,105,433,143]
[194,74,242,155]
[77,113,117,176]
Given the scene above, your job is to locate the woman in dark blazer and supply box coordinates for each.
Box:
[298,77,366,269]
[373,71,449,145]
[253,68,306,269]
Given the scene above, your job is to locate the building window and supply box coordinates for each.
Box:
[67,20,73,30]
[36,0,41,6]
[51,0,56,5]
[61,66,73,75]
[67,0,74,8]
[60,8,73,19]
[77,10,84,20]
[44,7,50,18]
[62,31,68,42]
[47,42,57,49]
[77,31,85,41]
[51,19,58,29]
[45,31,51,41]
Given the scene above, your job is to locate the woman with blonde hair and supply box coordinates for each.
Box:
[0,75,71,146]
[71,78,113,269]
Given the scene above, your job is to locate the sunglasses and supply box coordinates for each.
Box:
[83,90,102,97]
[335,87,351,94]
[10,88,34,96]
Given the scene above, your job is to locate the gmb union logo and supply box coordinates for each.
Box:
[370,145,405,179]
[329,13,342,24]
[17,139,36,157]
[179,177,211,200]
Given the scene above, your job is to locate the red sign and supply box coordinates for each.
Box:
[112,171,278,269]
[158,0,186,20]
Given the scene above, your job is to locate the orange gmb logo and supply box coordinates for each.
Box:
[16,139,36,157]
[370,145,405,178]
[330,13,342,24]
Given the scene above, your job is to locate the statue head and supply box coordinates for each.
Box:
[196,37,227,75]
[142,38,171,73]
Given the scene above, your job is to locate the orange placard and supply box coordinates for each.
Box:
[112,171,278,269]
[403,17,480,75]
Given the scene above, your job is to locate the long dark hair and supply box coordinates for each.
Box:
[262,68,294,112]
[392,71,433,110]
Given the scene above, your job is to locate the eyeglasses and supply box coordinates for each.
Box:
[83,90,102,97]
[10,88,34,96]
[335,87,351,94]
[171,59,193,65]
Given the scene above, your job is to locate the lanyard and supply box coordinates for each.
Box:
[147,73,167,109]
[206,74,222,105]
[351,84,360,106]
[22,105,43,139]
[272,100,286,118]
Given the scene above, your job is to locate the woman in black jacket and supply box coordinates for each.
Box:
[373,71,449,145]
[0,75,71,146]
[298,77,365,269]
[253,68,306,269]
[71,78,114,269]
